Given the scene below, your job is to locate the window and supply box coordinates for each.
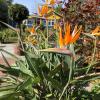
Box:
[47,20,55,27]
[28,20,33,24]
[42,20,46,26]
[50,20,55,26]
[48,21,51,26]
[52,21,54,25]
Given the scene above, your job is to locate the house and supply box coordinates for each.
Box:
[45,12,61,27]
[23,13,46,27]
[23,12,61,28]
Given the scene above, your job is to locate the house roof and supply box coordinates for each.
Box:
[28,12,61,20]
[28,15,46,19]
[46,14,61,20]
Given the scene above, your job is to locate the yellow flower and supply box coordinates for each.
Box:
[91,26,100,36]
[58,22,82,48]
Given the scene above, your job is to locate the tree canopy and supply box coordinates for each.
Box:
[9,3,29,25]
[0,0,8,22]
[6,0,13,6]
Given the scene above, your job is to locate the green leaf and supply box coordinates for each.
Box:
[0,49,21,61]
[0,64,20,76]
[16,77,32,91]
[0,64,8,70]
[45,76,62,91]
[33,76,41,84]
[0,21,19,32]
[0,85,16,92]
[45,93,52,98]
[83,33,96,39]
[48,64,61,77]
[0,90,14,98]
[16,61,34,77]
[31,96,37,100]
[1,52,10,67]
[25,53,40,77]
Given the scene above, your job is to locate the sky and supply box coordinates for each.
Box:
[13,0,43,14]
[13,0,68,15]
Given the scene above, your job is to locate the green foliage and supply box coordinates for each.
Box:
[92,83,100,94]
[0,0,8,23]
[0,28,18,43]
[9,3,29,24]
[0,44,100,100]
[55,4,62,13]
[0,20,100,100]
[6,0,13,6]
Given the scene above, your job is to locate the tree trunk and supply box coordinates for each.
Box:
[18,22,24,55]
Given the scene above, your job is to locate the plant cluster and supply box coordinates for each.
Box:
[0,0,100,100]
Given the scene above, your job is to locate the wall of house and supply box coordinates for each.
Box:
[23,18,34,27]
[23,14,60,28]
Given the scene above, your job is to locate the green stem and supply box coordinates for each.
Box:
[53,11,58,47]
[59,57,73,100]
[17,23,25,52]
[46,20,49,48]
[86,37,97,74]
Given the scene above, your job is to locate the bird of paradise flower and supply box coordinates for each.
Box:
[39,22,82,56]
[38,0,57,16]
[91,26,100,36]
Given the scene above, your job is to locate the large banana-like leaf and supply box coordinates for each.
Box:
[1,53,10,67]
[39,48,73,56]
[0,90,15,98]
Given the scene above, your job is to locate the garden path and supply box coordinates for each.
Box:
[0,43,20,75]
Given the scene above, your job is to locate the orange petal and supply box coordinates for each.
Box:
[41,4,48,16]
[92,26,100,34]
[72,24,78,37]
[31,27,35,34]
[71,26,82,43]
[50,0,56,5]
[38,4,48,16]
[64,22,71,45]
[92,33,100,36]
[59,26,64,48]
[38,5,42,16]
